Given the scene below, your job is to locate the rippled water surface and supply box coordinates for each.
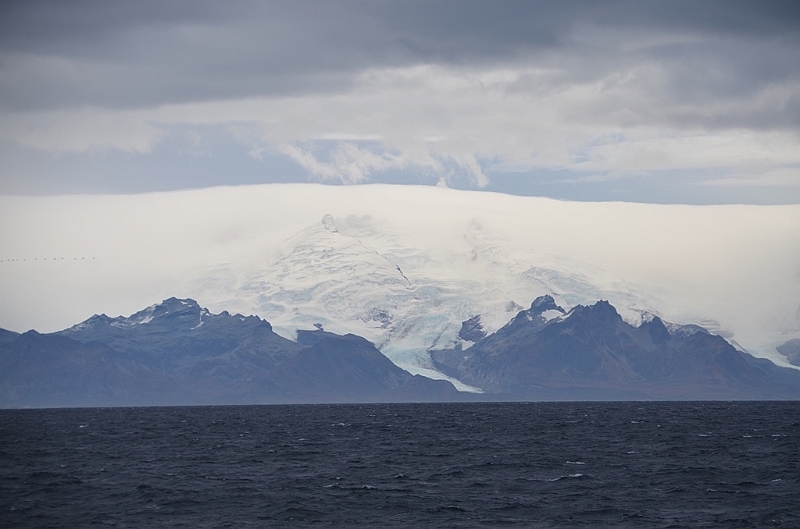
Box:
[1,402,799,528]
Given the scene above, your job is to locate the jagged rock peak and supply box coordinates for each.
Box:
[586,299,617,313]
[640,315,671,343]
[130,297,202,320]
[160,296,199,307]
[153,297,201,311]
[564,299,621,322]
[85,314,113,324]
[528,295,565,315]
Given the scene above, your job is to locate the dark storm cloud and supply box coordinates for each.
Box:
[1,0,798,116]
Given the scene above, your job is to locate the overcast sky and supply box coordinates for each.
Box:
[1,0,798,203]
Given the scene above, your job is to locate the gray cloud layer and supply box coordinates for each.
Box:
[2,0,798,124]
[1,1,798,200]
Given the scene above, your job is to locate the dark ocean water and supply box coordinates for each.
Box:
[1,402,798,528]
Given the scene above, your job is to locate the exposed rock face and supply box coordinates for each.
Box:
[458,316,486,342]
[432,296,800,400]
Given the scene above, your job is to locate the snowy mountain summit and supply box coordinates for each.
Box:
[200,213,691,384]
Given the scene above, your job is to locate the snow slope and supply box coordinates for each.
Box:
[1,184,799,374]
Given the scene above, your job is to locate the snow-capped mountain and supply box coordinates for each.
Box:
[198,212,666,388]
[1,184,799,376]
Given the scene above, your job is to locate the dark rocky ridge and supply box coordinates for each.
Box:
[0,298,459,407]
[432,296,800,400]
